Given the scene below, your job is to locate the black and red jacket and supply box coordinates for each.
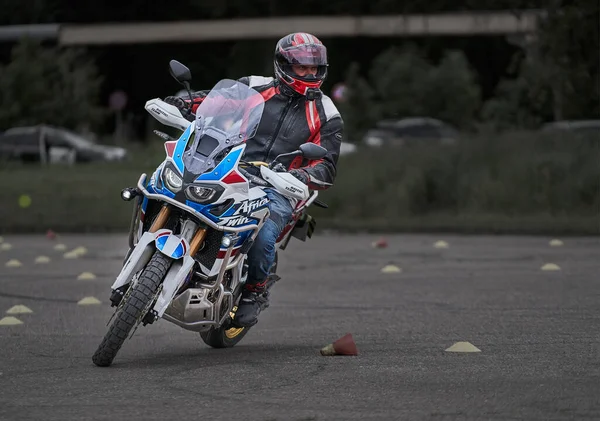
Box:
[187,76,343,190]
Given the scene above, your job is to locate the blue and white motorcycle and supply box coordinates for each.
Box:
[92,61,328,367]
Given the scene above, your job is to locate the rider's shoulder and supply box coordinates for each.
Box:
[238,75,275,89]
[318,93,341,122]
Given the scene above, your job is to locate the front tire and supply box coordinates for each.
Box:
[92,251,171,367]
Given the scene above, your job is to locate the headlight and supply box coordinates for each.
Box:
[186,185,217,203]
[163,167,183,191]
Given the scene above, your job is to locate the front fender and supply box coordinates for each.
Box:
[152,255,196,317]
[111,229,189,292]
[154,229,190,259]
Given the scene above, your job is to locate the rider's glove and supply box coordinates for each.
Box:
[165,96,194,121]
[164,96,187,111]
[289,169,309,185]
[271,162,287,173]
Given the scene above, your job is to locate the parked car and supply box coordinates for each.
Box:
[0,125,127,164]
[540,120,600,136]
[339,142,357,156]
[363,117,459,147]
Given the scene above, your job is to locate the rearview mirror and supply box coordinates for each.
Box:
[299,143,327,160]
[169,60,192,84]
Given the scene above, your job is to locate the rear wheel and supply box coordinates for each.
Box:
[92,251,171,367]
[200,252,278,349]
[199,304,253,348]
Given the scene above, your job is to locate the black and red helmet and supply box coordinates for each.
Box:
[274,32,328,97]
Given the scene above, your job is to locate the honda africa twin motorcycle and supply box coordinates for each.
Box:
[92,60,328,367]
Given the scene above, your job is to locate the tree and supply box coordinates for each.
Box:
[341,45,481,139]
[0,39,105,132]
[368,45,434,121]
[482,0,599,128]
[419,51,482,129]
[480,52,553,130]
[337,62,379,142]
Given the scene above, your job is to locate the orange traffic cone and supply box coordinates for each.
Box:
[320,333,358,356]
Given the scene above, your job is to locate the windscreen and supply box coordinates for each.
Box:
[182,79,265,175]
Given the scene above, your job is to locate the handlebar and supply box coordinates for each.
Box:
[238,166,270,187]
[238,164,329,209]
[182,107,195,122]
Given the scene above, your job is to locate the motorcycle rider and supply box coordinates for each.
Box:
[164,32,344,327]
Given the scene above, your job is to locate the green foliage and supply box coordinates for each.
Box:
[418,51,482,129]
[481,54,552,130]
[0,39,106,132]
[335,2,599,134]
[536,0,599,119]
[309,131,599,233]
[368,46,433,120]
[341,46,481,139]
[337,63,378,142]
[482,0,599,128]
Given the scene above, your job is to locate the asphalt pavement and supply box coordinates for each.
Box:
[0,232,598,421]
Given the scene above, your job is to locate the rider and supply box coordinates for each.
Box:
[164,32,344,327]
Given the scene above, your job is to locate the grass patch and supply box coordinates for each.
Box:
[0,131,598,235]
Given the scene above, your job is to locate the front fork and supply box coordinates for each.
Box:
[111,203,208,310]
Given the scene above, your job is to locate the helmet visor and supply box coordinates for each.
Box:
[279,44,327,66]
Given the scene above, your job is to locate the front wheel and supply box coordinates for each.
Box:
[92,251,171,367]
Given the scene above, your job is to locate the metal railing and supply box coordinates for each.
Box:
[0,10,545,45]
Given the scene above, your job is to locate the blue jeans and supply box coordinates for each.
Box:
[246,188,294,287]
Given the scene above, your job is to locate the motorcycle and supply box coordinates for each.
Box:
[92,60,328,367]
